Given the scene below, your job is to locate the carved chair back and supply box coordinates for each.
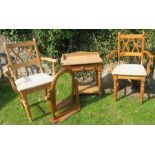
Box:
[3,38,44,80]
[117,32,144,65]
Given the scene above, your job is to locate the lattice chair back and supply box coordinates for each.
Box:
[117,32,144,65]
[3,38,44,80]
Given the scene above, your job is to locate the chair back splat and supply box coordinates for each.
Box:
[3,38,44,80]
[117,32,144,65]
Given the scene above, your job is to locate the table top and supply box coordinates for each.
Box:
[61,51,103,66]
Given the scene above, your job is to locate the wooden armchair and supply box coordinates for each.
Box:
[3,38,58,121]
[106,32,154,104]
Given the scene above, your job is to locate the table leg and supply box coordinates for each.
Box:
[96,70,98,85]
[98,67,102,96]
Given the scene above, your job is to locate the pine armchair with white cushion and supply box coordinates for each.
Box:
[3,39,58,121]
[106,32,154,104]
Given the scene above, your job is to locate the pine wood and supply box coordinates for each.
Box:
[61,51,103,96]
[78,85,99,94]
[107,33,155,104]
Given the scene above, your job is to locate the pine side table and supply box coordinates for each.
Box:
[61,51,103,96]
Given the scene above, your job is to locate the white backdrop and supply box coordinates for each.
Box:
[0,0,155,155]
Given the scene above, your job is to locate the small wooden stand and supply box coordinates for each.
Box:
[47,69,80,123]
[61,51,103,96]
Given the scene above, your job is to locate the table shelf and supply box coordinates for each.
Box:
[78,84,99,94]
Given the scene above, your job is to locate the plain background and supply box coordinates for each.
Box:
[0,0,155,155]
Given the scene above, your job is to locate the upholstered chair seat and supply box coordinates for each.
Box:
[15,73,53,91]
[112,64,147,76]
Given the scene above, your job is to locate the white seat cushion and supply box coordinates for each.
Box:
[112,64,147,76]
[15,73,54,91]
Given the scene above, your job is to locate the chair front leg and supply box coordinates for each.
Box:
[140,77,145,105]
[113,75,118,101]
[20,93,32,122]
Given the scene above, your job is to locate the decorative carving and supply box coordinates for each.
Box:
[120,37,143,53]
[7,45,40,78]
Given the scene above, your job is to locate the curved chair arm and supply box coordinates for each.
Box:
[144,50,155,75]
[106,50,117,60]
[5,65,18,94]
[106,50,117,73]
[41,57,58,76]
[144,50,154,59]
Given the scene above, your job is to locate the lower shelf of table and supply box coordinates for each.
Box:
[78,84,99,95]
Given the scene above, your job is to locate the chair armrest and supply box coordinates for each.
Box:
[106,50,117,73]
[41,57,57,63]
[143,50,155,75]
[41,57,58,76]
[5,65,18,94]
[144,50,154,59]
[106,50,117,60]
